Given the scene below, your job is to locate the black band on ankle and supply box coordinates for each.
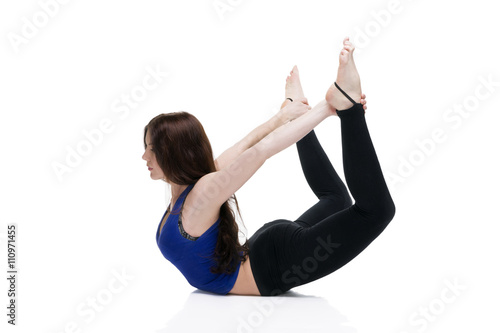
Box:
[286,98,293,102]
[334,82,357,105]
[337,102,364,117]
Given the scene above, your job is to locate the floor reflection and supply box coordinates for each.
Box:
[155,290,357,333]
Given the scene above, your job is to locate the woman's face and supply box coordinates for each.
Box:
[142,130,166,181]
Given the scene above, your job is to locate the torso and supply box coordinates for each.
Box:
[159,184,260,296]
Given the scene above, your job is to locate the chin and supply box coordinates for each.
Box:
[152,174,166,181]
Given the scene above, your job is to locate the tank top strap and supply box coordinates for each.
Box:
[170,183,196,215]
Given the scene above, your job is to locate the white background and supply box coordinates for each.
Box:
[1,0,499,332]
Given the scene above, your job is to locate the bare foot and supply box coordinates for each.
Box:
[325,37,362,112]
[281,65,308,109]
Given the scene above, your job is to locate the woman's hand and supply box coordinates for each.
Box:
[280,98,312,122]
[361,93,367,111]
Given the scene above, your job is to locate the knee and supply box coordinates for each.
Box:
[377,199,396,226]
[353,198,396,227]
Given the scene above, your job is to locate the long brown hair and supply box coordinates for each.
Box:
[144,111,249,274]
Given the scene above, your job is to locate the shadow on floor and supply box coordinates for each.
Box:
[155,289,357,333]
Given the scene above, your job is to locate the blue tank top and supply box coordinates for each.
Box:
[155,183,241,295]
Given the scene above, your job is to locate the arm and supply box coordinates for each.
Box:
[214,102,305,170]
[199,100,332,210]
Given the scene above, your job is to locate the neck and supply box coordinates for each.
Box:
[169,183,188,206]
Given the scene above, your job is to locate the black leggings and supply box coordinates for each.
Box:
[247,103,396,296]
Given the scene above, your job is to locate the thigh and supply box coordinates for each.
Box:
[289,207,389,289]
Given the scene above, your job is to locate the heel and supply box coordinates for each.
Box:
[334,82,357,106]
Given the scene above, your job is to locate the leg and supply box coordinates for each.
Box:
[283,102,395,292]
[249,105,395,295]
[293,130,352,227]
[325,37,395,217]
[284,37,395,290]
[248,38,395,296]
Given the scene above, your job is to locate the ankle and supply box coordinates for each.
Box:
[281,98,293,110]
[337,103,365,117]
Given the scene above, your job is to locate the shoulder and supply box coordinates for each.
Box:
[188,173,225,211]
[181,175,223,237]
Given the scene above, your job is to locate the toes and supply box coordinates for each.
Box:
[343,37,355,53]
[341,45,354,55]
[343,45,354,53]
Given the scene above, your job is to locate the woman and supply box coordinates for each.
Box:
[143,37,395,296]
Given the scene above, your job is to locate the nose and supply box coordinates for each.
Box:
[142,150,148,161]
